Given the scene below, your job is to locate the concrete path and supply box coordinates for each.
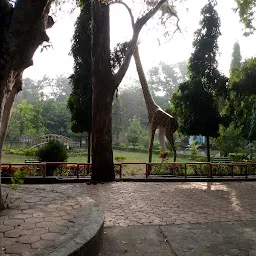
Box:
[52,182,256,226]
[0,185,103,256]
[2,182,256,255]
[100,221,256,256]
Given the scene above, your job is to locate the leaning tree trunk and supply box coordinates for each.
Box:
[0,78,21,209]
[0,0,54,209]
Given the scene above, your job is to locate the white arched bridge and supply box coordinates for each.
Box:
[31,134,80,148]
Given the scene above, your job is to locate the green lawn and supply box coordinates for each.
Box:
[2,150,191,164]
[113,150,191,163]
[2,152,26,164]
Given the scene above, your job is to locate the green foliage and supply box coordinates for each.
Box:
[172,80,220,137]
[189,140,199,160]
[36,140,68,162]
[228,153,244,161]
[148,61,188,103]
[230,42,242,73]
[3,170,27,208]
[112,145,161,155]
[9,170,28,190]
[7,96,71,142]
[171,2,227,140]
[5,148,38,156]
[8,99,34,138]
[225,54,256,140]
[235,0,256,34]
[36,140,68,176]
[110,42,129,73]
[231,57,256,95]
[114,155,126,162]
[213,123,242,157]
[126,118,147,147]
[68,1,92,134]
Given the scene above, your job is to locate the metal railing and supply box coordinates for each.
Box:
[1,161,256,180]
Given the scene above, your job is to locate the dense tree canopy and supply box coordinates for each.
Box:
[235,0,256,34]
[148,61,188,104]
[230,42,242,70]
[171,2,227,161]
[68,1,92,134]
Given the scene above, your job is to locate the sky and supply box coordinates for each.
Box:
[23,0,256,87]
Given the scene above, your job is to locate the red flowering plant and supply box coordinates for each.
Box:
[159,152,169,162]
[1,165,35,177]
[53,164,87,177]
[151,152,181,175]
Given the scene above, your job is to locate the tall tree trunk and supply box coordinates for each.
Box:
[0,74,22,209]
[90,0,169,181]
[0,0,54,209]
[87,131,91,163]
[91,0,115,181]
[206,135,210,162]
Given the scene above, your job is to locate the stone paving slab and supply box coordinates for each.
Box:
[2,182,256,255]
[39,181,256,227]
[100,221,256,256]
[99,225,176,256]
[1,185,103,256]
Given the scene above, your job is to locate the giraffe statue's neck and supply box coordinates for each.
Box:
[134,46,158,120]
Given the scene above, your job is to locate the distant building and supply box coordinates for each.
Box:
[189,135,206,145]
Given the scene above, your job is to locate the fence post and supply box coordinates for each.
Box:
[209,163,212,178]
[43,163,46,177]
[119,164,122,179]
[245,164,248,179]
[184,163,187,178]
[77,164,79,179]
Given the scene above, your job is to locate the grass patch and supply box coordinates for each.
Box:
[2,150,192,164]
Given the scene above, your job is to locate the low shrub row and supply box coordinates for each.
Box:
[150,163,256,176]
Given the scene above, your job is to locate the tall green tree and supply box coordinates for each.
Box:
[213,123,242,157]
[230,42,242,71]
[227,57,256,141]
[126,117,145,147]
[68,1,92,163]
[7,99,34,139]
[171,2,227,162]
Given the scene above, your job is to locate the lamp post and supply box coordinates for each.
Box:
[60,127,64,136]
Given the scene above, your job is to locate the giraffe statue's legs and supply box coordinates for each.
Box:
[166,130,176,162]
[158,126,166,152]
[148,123,152,148]
[149,124,157,163]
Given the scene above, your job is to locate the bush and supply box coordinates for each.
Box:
[228,153,244,162]
[36,140,68,176]
[5,148,38,156]
[23,148,39,157]
[114,155,126,162]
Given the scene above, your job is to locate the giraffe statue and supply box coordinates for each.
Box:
[133,46,178,162]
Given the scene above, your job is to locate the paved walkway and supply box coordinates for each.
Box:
[52,181,256,226]
[100,221,256,256]
[1,182,256,255]
[0,185,101,256]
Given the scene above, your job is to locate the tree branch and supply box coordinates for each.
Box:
[113,0,167,88]
[7,0,54,71]
[115,1,135,27]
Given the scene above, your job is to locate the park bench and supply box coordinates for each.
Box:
[24,159,41,164]
[211,157,232,164]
